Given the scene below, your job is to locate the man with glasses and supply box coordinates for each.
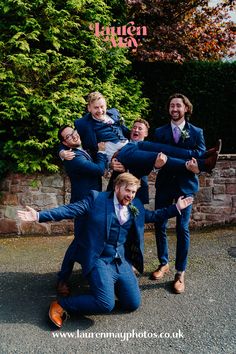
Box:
[56,125,107,295]
[58,126,107,202]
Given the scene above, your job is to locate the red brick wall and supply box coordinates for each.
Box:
[0,155,235,235]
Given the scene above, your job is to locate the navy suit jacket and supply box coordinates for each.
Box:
[74,108,130,156]
[155,122,206,195]
[39,191,179,275]
[62,146,107,202]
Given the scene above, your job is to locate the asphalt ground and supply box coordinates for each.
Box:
[0,226,235,354]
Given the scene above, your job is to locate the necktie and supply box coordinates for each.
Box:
[173,126,181,143]
[118,204,126,225]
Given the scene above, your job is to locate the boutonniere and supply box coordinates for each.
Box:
[119,116,125,125]
[181,129,190,141]
[129,204,139,217]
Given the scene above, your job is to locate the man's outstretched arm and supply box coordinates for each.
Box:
[17,191,98,223]
[145,196,194,224]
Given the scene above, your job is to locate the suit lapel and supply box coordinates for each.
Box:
[106,194,115,240]
[165,124,175,144]
[178,122,192,147]
[75,149,92,161]
[131,199,141,230]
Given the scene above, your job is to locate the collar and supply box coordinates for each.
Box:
[63,145,82,150]
[171,120,186,131]
[113,193,120,207]
[92,114,114,124]
[113,194,128,210]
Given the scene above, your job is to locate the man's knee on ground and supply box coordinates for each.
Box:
[95,298,115,313]
[121,297,141,312]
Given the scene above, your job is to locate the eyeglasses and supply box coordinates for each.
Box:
[63,129,77,141]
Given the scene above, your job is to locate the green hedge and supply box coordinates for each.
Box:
[133,61,236,153]
[0,0,148,179]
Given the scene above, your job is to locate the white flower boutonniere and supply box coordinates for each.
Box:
[181,129,190,142]
[119,116,125,125]
[129,204,139,217]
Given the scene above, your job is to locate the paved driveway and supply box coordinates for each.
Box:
[0,226,235,354]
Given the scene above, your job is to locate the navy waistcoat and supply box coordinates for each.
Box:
[101,212,134,263]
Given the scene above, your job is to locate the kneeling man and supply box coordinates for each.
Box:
[18,173,193,328]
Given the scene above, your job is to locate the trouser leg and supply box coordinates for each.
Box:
[175,203,193,272]
[115,261,141,312]
[59,259,116,314]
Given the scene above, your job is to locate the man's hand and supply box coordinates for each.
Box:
[110,158,126,173]
[176,196,193,211]
[98,142,106,152]
[154,152,167,169]
[186,158,200,174]
[59,149,75,161]
[17,206,38,222]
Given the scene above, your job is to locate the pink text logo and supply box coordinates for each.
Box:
[90,21,147,48]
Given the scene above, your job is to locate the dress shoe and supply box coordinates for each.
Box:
[205,139,222,157]
[56,280,70,297]
[204,151,219,173]
[151,264,169,280]
[173,273,185,294]
[49,300,68,328]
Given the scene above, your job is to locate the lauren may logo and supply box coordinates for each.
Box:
[89,21,147,48]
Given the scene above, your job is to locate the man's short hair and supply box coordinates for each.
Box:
[114,172,141,189]
[133,118,150,130]
[167,93,193,119]
[87,92,106,105]
[58,125,73,142]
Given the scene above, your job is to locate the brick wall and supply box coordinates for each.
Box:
[0,154,235,236]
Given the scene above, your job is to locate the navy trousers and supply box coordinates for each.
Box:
[57,239,77,282]
[155,184,193,272]
[57,218,82,282]
[137,141,204,159]
[117,142,206,178]
[59,258,141,314]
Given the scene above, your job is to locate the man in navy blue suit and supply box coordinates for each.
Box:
[58,125,107,202]
[107,118,151,204]
[151,93,222,294]
[56,126,107,296]
[18,173,193,328]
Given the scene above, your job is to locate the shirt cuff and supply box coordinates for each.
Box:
[152,167,161,173]
[176,204,181,215]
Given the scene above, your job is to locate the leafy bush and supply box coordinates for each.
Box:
[0,0,148,177]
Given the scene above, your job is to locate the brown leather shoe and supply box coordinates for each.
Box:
[56,280,70,297]
[204,151,219,173]
[205,139,222,157]
[151,264,169,280]
[49,300,68,328]
[173,273,185,294]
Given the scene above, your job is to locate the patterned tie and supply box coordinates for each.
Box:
[173,126,181,143]
[118,204,126,225]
